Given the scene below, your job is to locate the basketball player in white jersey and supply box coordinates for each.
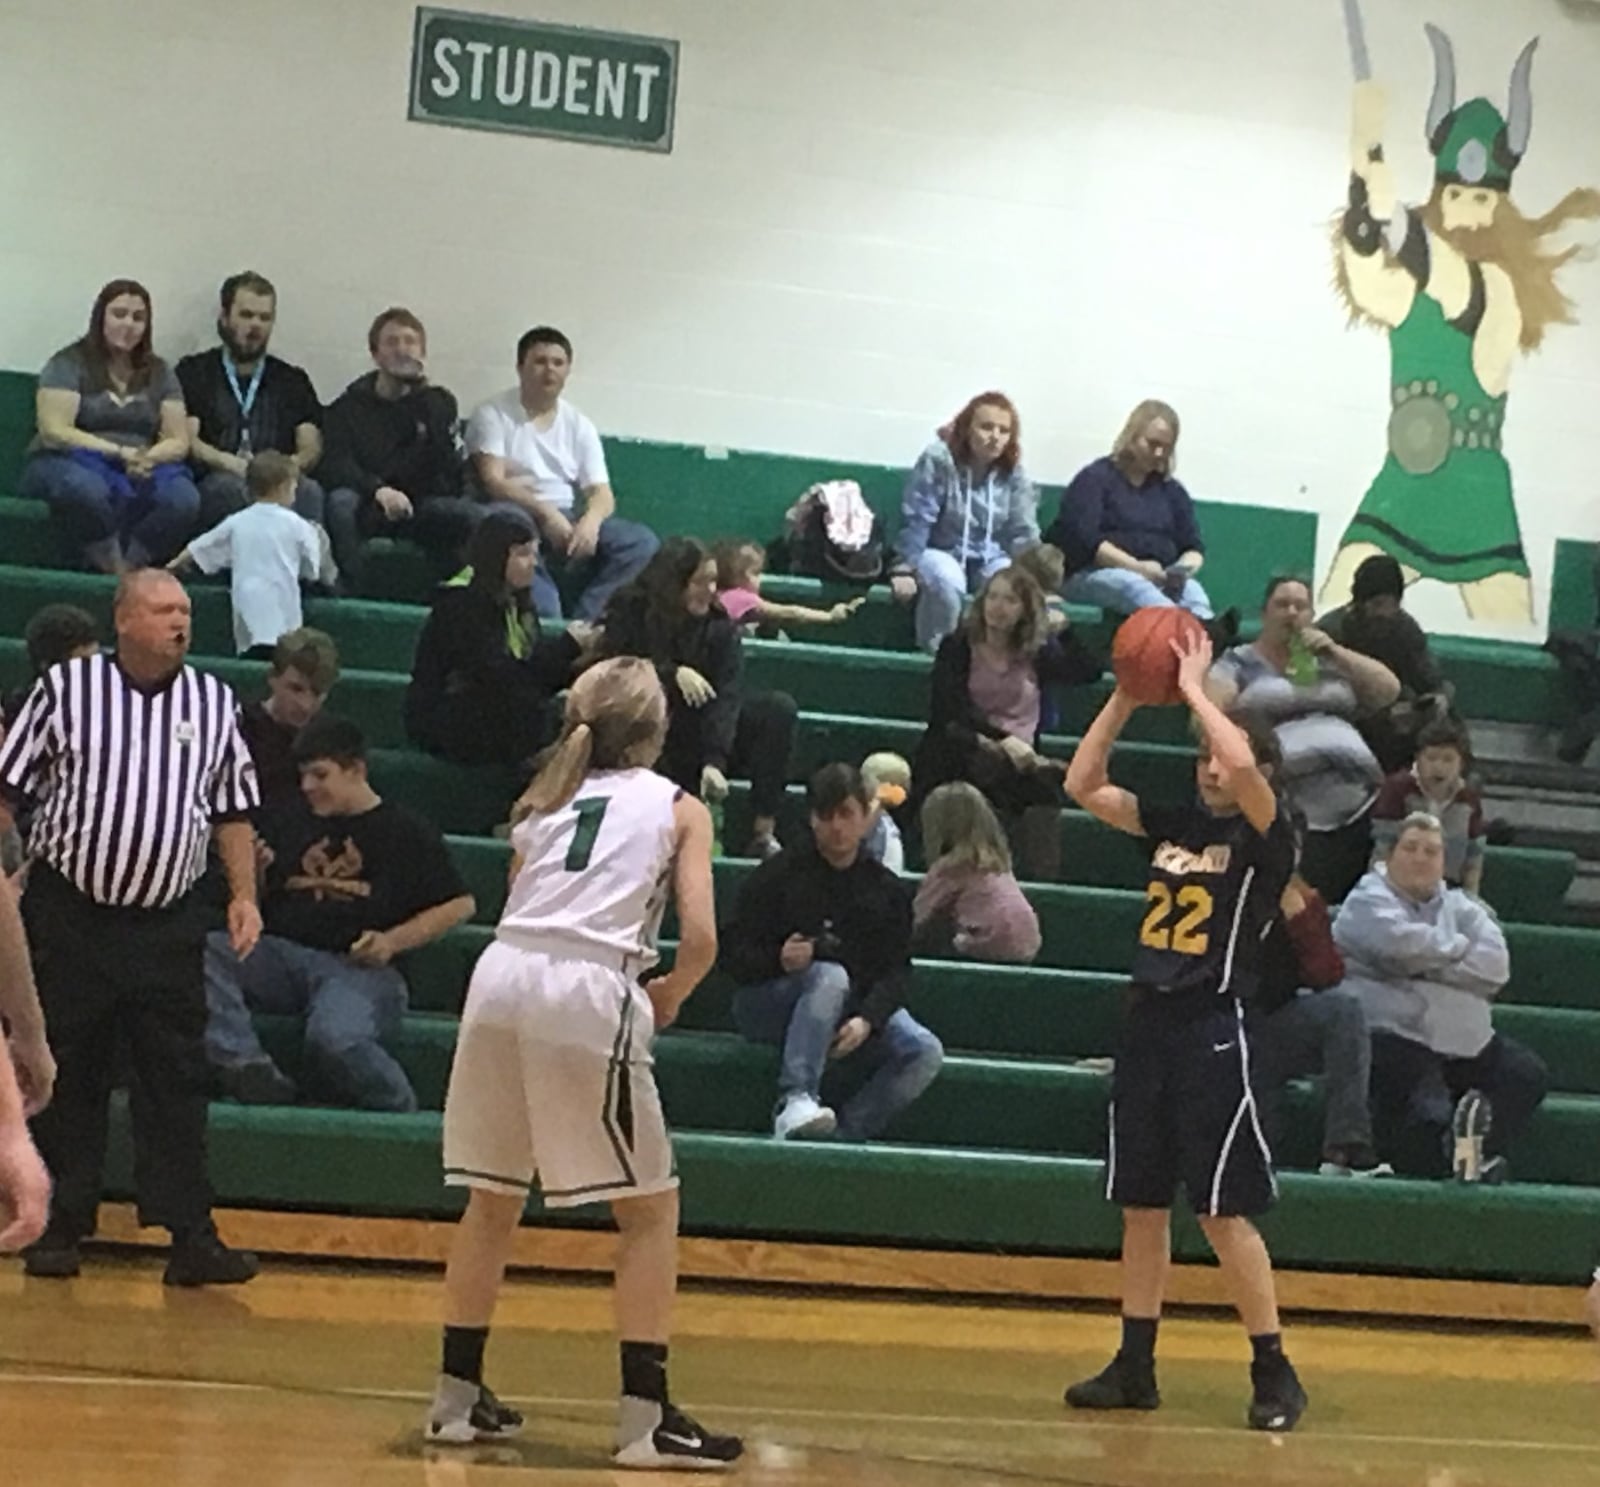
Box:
[426,657,741,1469]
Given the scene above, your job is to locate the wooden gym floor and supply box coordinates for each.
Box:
[2,1253,1597,1486]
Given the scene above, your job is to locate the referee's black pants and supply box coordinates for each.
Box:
[23,866,214,1240]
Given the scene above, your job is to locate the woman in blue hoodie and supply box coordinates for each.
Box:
[888,392,1040,653]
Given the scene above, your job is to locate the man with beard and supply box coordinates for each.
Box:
[321,308,477,589]
[1323,24,1600,624]
[177,271,325,534]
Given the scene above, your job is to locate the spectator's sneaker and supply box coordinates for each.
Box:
[744,833,783,862]
[1317,1144,1393,1178]
[1248,1355,1307,1432]
[1452,1089,1493,1182]
[614,1398,743,1470]
[218,1059,298,1106]
[22,1232,82,1279]
[425,1377,524,1445]
[1478,1155,1510,1186]
[1063,1355,1160,1411]
[163,1226,259,1287]
[773,1093,837,1141]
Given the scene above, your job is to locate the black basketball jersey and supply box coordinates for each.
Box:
[1130,799,1296,1000]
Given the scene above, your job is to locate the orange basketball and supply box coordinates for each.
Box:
[1111,606,1207,706]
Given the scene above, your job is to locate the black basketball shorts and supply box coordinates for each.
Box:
[1104,989,1277,1218]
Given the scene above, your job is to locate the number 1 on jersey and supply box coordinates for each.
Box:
[565,797,610,871]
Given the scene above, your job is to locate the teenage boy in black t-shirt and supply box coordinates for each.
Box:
[202,715,474,1110]
[1063,630,1306,1433]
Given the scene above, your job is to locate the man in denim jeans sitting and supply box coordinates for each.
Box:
[204,715,474,1111]
[723,763,943,1141]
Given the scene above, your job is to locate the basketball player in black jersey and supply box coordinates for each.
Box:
[1063,630,1306,1432]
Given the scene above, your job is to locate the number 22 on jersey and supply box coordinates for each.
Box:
[1139,881,1214,955]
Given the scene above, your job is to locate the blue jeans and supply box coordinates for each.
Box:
[1062,565,1214,618]
[203,931,417,1113]
[482,503,659,620]
[21,451,200,568]
[732,961,944,1140]
[912,547,1010,653]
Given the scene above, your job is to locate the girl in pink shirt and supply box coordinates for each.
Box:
[913,782,1041,964]
[715,541,864,631]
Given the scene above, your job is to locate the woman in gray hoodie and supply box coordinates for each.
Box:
[1332,812,1547,1180]
[888,392,1039,653]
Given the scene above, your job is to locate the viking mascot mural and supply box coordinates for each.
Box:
[1324,10,1600,624]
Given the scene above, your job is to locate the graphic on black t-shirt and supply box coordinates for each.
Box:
[285,836,371,903]
[1131,800,1295,999]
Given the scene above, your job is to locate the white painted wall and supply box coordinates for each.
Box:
[1,0,1596,635]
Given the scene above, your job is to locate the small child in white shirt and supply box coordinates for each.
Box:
[170,452,334,656]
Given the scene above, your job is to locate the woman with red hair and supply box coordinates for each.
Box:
[888,392,1040,653]
[22,280,199,573]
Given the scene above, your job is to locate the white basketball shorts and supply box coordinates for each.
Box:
[442,940,676,1209]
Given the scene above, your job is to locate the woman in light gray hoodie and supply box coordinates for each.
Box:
[888,392,1039,653]
[1333,812,1547,1180]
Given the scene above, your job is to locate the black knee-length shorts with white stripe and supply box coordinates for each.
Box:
[1105,988,1277,1218]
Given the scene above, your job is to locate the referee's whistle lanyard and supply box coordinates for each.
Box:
[222,352,265,455]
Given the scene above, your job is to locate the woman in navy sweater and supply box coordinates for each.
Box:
[1047,400,1214,618]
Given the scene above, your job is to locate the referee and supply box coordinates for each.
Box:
[0,570,263,1285]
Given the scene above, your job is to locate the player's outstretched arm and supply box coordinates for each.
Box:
[1173,633,1277,834]
[643,794,718,1029]
[1065,687,1144,836]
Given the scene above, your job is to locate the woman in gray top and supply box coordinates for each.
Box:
[21,279,199,572]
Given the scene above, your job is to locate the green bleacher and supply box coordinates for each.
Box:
[6,366,1600,1291]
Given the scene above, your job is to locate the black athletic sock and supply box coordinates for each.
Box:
[620,1340,670,1404]
[1250,1332,1285,1367]
[1120,1316,1159,1367]
[442,1325,490,1385]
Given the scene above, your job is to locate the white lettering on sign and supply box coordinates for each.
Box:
[530,49,560,108]
[464,40,493,100]
[632,62,660,123]
[595,58,626,118]
[563,55,593,115]
[494,47,526,106]
[431,37,462,98]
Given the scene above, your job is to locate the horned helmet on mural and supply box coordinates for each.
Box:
[1421,24,1536,230]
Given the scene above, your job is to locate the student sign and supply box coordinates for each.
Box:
[409,8,678,152]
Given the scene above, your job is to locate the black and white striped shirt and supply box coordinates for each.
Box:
[0,654,259,909]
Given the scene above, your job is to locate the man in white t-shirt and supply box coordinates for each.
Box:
[467,326,658,620]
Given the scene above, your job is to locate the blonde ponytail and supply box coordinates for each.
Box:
[514,723,594,821]
[511,657,667,823]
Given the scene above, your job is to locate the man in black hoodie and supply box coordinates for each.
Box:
[724,763,942,1141]
[320,308,477,587]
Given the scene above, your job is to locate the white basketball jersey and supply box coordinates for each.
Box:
[499,767,680,970]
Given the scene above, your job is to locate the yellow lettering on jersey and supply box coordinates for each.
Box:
[1150,841,1232,876]
[1139,882,1215,956]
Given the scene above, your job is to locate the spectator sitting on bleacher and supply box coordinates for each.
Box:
[467,326,658,621]
[1210,575,1398,903]
[714,540,864,632]
[1249,874,1387,1177]
[204,715,474,1109]
[405,511,582,769]
[724,763,943,1141]
[22,278,200,574]
[888,392,1040,653]
[0,605,101,877]
[912,566,1101,881]
[177,271,326,534]
[320,308,477,590]
[169,452,334,658]
[1047,399,1213,620]
[860,751,910,872]
[913,783,1041,964]
[1318,554,1450,773]
[1012,542,1070,636]
[1333,812,1547,1181]
[237,627,340,824]
[1370,719,1485,897]
[600,538,796,861]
